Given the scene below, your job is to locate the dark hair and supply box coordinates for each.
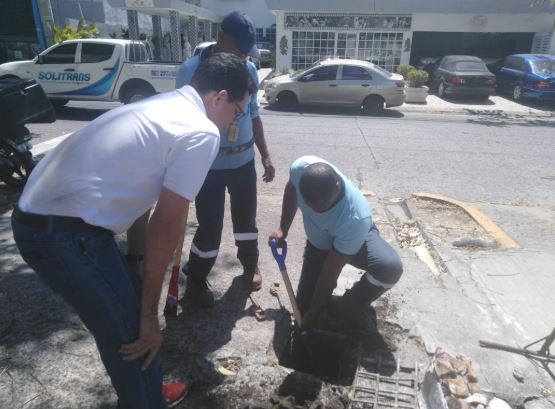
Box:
[299,162,341,204]
[191,53,256,102]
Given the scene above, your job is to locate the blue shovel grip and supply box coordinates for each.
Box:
[270,239,287,271]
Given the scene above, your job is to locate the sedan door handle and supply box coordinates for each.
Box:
[329,84,337,87]
[362,84,370,87]
[64,68,75,72]
[103,67,114,71]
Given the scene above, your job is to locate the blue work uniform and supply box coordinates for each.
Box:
[289,156,403,314]
[175,45,261,279]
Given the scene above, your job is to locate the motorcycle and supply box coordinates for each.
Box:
[0,78,55,187]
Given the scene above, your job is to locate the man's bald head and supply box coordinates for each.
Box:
[299,163,341,211]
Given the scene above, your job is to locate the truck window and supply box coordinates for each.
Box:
[81,43,115,63]
[127,43,150,62]
[42,43,77,64]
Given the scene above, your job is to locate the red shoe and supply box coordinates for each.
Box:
[163,383,188,408]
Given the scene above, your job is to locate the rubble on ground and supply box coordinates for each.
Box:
[432,348,514,409]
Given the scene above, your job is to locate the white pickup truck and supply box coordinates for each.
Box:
[0,38,180,106]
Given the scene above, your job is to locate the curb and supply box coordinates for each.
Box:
[398,105,555,118]
[411,192,520,249]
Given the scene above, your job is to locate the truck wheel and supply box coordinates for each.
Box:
[123,87,154,104]
[50,99,69,109]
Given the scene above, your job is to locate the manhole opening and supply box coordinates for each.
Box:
[278,326,357,383]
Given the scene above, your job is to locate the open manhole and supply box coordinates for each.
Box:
[278,326,357,383]
[350,354,420,409]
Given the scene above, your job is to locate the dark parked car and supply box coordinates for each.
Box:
[496,54,555,102]
[430,55,496,99]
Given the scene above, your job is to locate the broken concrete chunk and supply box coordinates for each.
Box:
[512,368,525,383]
[468,382,481,394]
[447,396,471,409]
[487,397,513,409]
[435,357,457,378]
[450,357,469,376]
[466,393,489,405]
[446,377,470,398]
[452,237,494,248]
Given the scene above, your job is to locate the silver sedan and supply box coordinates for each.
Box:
[264,59,406,114]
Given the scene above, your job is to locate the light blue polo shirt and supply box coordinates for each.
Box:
[175,45,260,170]
[290,156,374,256]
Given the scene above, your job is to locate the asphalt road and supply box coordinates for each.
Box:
[28,101,555,207]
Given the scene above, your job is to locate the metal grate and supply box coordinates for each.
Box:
[350,354,420,409]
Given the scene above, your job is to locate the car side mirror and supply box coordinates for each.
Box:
[36,55,44,64]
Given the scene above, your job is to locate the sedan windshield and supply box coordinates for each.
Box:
[453,61,487,72]
[531,61,555,75]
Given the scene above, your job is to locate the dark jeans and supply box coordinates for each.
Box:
[185,160,259,281]
[11,211,166,409]
[296,225,403,314]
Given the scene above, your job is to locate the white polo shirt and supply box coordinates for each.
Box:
[19,85,220,233]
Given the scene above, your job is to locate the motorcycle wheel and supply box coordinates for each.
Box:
[0,145,35,188]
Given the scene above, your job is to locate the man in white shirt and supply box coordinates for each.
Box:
[12,53,255,409]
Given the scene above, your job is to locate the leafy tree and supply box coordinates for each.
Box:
[53,17,99,43]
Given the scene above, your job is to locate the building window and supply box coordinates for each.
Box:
[358,32,403,73]
[256,28,264,42]
[292,31,335,70]
[266,26,276,45]
[291,31,403,72]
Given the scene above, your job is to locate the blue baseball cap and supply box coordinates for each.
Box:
[221,11,260,58]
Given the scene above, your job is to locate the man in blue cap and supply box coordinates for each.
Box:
[175,11,275,307]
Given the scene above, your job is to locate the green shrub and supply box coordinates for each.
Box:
[407,69,429,88]
[395,64,415,80]
[53,17,99,43]
[280,66,292,75]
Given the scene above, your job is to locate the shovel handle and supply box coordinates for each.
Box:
[270,239,287,271]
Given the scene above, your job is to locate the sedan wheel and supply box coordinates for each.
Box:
[362,95,384,115]
[437,82,445,98]
[512,85,523,102]
[277,91,298,111]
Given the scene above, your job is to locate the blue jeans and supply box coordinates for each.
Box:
[11,212,166,409]
[185,160,259,280]
[296,225,403,314]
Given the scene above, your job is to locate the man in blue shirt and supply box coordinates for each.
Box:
[270,156,403,330]
[176,12,275,307]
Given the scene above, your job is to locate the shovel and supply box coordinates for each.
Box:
[270,239,312,360]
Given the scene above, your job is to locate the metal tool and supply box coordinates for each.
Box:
[479,327,555,364]
[270,239,313,360]
[163,206,189,317]
[248,294,266,321]
[270,282,285,310]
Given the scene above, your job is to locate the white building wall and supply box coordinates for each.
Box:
[272,10,555,71]
[411,13,555,33]
[202,0,275,28]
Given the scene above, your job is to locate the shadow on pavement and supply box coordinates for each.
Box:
[53,106,112,122]
[433,95,496,106]
[162,269,253,404]
[262,105,404,118]
[465,115,555,128]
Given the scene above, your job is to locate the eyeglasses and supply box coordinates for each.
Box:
[234,102,246,121]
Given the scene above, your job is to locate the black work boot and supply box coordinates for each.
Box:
[184,276,214,308]
[333,277,386,333]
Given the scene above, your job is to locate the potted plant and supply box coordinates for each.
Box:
[396,64,430,103]
[405,69,430,103]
